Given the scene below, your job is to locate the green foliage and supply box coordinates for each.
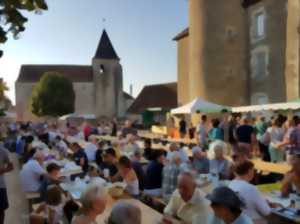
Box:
[0,0,48,57]
[31,72,75,117]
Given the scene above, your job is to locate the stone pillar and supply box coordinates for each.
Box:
[189,0,207,101]
[285,0,300,100]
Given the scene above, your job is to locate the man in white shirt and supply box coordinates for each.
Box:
[163,172,212,224]
[20,151,46,192]
[228,160,271,223]
[196,115,208,148]
[84,136,98,161]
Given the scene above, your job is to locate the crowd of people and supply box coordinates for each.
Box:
[0,113,299,224]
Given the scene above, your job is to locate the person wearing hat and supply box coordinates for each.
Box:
[206,186,253,224]
[191,146,209,174]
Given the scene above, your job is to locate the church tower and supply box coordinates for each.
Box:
[92,30,124,118]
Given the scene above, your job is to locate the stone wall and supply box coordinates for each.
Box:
[73,83,95,115]
[188,0,249,106]
[248,0,288,104]
[15,82,95,121]
[177,36,190,106]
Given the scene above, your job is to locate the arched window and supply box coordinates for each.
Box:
[99,64,105,74]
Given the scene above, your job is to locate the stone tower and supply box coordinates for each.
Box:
[189,0,249,106]
[92,30,124,118]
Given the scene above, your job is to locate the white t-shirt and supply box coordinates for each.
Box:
[267,127,285,146]
[229,179,271,221]
[84,143,97,161]
[20,159,46,192]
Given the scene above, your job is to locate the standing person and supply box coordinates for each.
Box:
[83,122,92,142]
[265,118,285,163]
[111,118,118,137]
[255,117,270,162]
[121,120,137,138]
[208,119,224,142]
[179,117,187,139]
[228,115,238,152]
[219,110,230,143]
[235,116,256,158]
[196,115,208,149]
[84,136,98,162]
[0,145,14,224]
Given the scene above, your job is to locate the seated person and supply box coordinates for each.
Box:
[167,143,189,164]
[143,138,154,161]
[20,151,46,192]
[281,154,300,197]
[72,183,107,224]
[229,160,272,223]
[123,134,139,153]
[207,186,253,224]
[84,136,98,162]
[209,141,230,179]
[130,149,145,191]
[54,136,68,156]
[30,186,65,224]
[144,150,165,197]
[39,163,61,201]
[162,152,181,202]
[191,146,209,174]
[118,156,139,197]
[107,201,141,224]
[100,148,118,179]
[95,141,105,167]
[70,143,89,173]
[163,172,212,224]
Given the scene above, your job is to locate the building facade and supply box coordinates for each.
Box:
[175,0,300,107]
[15,30,134,121]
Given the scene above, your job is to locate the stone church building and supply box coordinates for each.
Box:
[174,0,300,107]
[15,30,134,121]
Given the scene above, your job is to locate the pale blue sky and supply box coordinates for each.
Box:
[0,0,188,104]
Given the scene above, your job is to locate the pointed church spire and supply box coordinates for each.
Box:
[94,30,119,60]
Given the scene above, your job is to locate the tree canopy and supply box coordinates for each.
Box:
[0,0,48,57]
[31,72,75,117]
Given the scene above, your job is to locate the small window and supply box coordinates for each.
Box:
[251,49,268,79]
[254,12,265,38]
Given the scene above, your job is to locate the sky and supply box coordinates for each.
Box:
[0,0,188,104]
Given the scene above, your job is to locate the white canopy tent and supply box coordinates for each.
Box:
[59,113,96,120]
[232,102,300,113]
[171,97,230,114]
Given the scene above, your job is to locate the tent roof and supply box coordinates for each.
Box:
[232,102,300,113]
[171,97,230,114]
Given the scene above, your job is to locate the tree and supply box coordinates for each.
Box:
[0,78,11,110]
[31,72,75,117]
[0,0,48,57]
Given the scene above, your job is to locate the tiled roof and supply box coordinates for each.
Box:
[94,30,119,60]
[16,65,93,83]
[127,82,177,114]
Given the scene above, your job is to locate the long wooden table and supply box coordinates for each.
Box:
[96,196,180,224]
[252,159,291,175]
